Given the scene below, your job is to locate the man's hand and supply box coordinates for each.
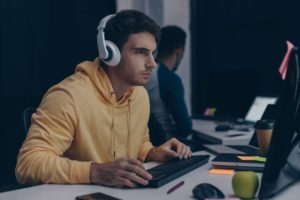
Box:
[89,158,152,188]
[147,138,192,162]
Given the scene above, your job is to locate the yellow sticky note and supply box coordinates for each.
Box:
[209,168,234,175]
[238,156,267,162]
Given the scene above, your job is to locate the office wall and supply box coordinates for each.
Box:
[117,0,192,114]
[0,0,116,186]
[191,0,300,117]
[163,0,191,114]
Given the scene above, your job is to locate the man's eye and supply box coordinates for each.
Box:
[137,51,147,55]
[152,51,158,58]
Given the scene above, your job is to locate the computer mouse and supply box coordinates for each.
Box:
[192,183,225,200]
[215,124,232,131]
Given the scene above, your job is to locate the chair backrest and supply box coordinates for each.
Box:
[148,113,167,146]
[23,107,36,135]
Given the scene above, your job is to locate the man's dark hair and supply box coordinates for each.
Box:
[105,10,160,51]
[157,26,186,60]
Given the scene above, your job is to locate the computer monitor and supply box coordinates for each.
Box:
[244,96,277,123]
[258,46,300,198]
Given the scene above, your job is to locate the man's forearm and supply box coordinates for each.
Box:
[16,150,91,184]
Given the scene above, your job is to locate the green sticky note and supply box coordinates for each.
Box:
[254,156,267,162]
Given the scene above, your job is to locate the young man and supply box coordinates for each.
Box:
[15,10,191,188]
[146,26,193,142]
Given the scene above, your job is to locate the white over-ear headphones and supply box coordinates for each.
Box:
[97,14,121,66]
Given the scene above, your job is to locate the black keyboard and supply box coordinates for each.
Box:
[147,155,210,187]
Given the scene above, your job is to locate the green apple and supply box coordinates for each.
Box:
[232,171,259,199]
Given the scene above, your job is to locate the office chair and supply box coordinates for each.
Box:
[23,107,36,135]
[0,108,37,192]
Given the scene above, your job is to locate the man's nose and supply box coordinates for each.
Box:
[146,55,157,69]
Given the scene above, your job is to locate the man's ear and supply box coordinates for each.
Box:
[176,48,184,56]
[174,48,181,57]
[174,48,184,60]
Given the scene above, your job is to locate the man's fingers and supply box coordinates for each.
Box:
[120,171,149,186]
[118,158,152,186]
[163,148,178,158]
[179,145,188,159]
[169,138,192,159]
[91,158,153,188]
[184,146,192,159]
[117,177,136,188]
[188,147,192,157]
[127,158,145,169]
[125,158,152,180]
[175,143,185,159]
[125,163,152,180]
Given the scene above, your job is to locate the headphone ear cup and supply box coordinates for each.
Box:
[101,40,121,66]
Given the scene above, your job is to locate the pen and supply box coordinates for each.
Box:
[167,181,184,194]
[226,133,244,137]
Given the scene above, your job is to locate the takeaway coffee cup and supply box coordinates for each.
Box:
[255,119,274,155]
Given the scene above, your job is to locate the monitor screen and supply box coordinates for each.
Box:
[245,96,277,123]
[258,46,300,198]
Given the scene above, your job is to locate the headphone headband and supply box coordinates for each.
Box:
[97,14,115,31]
[97,14,115,59]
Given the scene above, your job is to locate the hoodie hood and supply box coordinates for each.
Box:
[75,58,134,106]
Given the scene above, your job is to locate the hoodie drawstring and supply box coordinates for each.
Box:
[111,92,116,158]
[127,99,131,158]
[111,91,131,160]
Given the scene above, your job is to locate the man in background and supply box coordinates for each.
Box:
[146,26,193,145]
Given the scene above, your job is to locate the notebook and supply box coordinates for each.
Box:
[204,104,278,155]
[211,154,266,172]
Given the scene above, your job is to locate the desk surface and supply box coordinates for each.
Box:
[192,119,254,145]
[1,151,299,200]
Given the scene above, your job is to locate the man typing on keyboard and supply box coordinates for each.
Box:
[16,10,192,189]
[90,138,192,188]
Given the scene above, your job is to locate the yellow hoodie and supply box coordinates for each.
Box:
[15,58,153,184]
